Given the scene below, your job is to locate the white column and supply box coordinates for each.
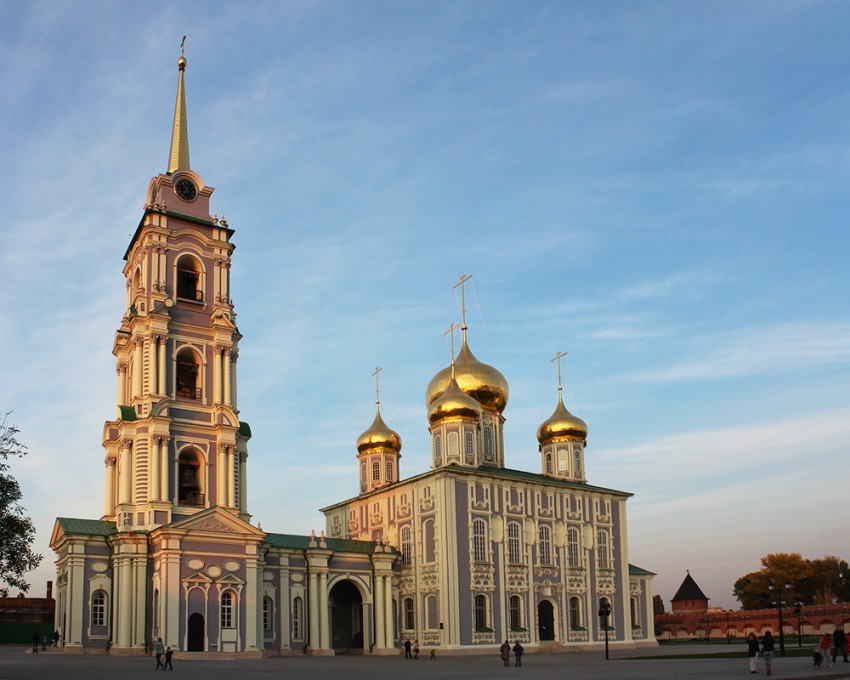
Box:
[226,448,235,507]
[238,453,247,512]
[160,438,169,503]
[308,571,319,650]
[66,553,86,647]
[105,458,116,516]
[383,575,393,649]
[132,341,143,397]
[116,365,126,408]
[318,571,329,650]
[158,338,166,395]
[374,574,385,649]
[231,352,238,409]
[245,556,259,650]
[223,349,232,405]
[217,446,226,507]
[151,438,161,502]
[119,440,132,505]
[213,346,221,403]
[119,554,133,646]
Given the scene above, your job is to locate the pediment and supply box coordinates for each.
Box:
[166,507,265,538]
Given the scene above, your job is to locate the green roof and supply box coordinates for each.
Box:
[56,518,117,537]
[238,421,252,437]
[118,405,137,421]
[629,564,657,577]
[264,533,395,555]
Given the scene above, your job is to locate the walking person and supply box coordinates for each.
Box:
[512,640,524,667]
[52,630,60,647]
[164,645,173,670]
[833,627,848,663]
[155,637,165,670]
[746,632,759,673]
[31,632,39,654]
[762,631,775,676]
[820,633,833,668]
[413,639,419,660]
[500,639,511,667]
[404,637,412,659]
[40,635,48,651]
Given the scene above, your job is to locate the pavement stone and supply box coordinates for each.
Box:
[2,644,850,680]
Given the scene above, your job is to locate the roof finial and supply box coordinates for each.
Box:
[551,350,567,404]
[168,37,191,172]
[444,322,461,379]
[452,274,473,344]
[372,366,383,414]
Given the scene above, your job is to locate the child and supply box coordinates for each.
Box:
[813,646,824,667]
[164,645,173,670]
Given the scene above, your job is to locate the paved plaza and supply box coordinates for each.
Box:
[3,645,850,680]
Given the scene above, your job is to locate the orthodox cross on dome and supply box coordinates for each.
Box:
[180,35,186,57]
[372,366,383,409]
[551,350,567,401]
[444,322,461,378]
[452,274,473,342]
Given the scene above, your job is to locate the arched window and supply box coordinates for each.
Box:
[404,597,415,630]
[474,594,488,630]
[574,447,582,477]
[569,596,582,629]
[360,462,367,492]
[434,434,442,466]
[472,518,488,562]
[507,521,521,564]
[178,448,203,506]
[538,524,552,565]
[464,431,474,464]
[423,519,435,563]
[221,591,234,629]
[401,525,412,567]
[176,254,202,301]
[175,347,201,400]
[483,425,494,460]
[91,590,106,627]
[263,596,273,631]
[372,460,380,481]
[597,530,610,569]
[545,452,553,474]
[567,527,580,567]
[509,595,522,631]
[292,596,303,639]
[447,431,459,457]
[385,459,393,483]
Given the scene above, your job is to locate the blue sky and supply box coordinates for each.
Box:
[1,1,849,610]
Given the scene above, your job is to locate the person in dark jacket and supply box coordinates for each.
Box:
[746,632,759,673]
[762,631,775,676]
[512,640,524,667]
[833,627,848,663]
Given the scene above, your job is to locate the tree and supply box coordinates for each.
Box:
[0,414,42,592]
[653,594,665,615]
[805,556,850,605]
[733,553,812,609]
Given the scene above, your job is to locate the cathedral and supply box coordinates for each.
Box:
[50,55,656,656]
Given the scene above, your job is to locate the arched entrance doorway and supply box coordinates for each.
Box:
[538,600,555,641]
[187,613,205,651]
[329,580,363,651]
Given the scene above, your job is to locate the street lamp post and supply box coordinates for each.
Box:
[793,602,803,648]
[768,582,790,657]
[598,601,612,660]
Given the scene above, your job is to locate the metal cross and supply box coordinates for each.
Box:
[452,274,473,333]
[372,366,383,405]
[551,350,568,394]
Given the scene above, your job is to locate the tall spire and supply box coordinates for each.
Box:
[167,38,190,173]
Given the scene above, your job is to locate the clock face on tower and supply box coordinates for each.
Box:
[174,178,198,202]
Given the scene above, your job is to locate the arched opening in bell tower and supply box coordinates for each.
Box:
[175,348,200,400]
[176,254,202,301]
[178,448,203,506]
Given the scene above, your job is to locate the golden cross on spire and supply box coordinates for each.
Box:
[180,35,186,57]
[551,350,567,398]
[452,274,473,341]
[444,322,461,376]
[372,366,383,407]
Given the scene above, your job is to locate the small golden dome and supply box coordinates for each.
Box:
[356,407,401,453]
[428,377,482,425]
[425,339,509,413]
[537,395,588,444]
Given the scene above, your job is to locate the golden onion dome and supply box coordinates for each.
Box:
[356,407,402,454]
[425,339,509,413]
[428,377,482,425]
[537,394,588,444]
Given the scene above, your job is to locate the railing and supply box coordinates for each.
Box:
[179,492,205,507]
[176,387,202,400]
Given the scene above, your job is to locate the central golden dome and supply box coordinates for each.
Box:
[428,376,483,424]
[356,407,402,453]
[425,339,509,413]
[536,395,588,444]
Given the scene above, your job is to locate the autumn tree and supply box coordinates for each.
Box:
[0,414,42,592]
[803,556,850,605]
[733,553,812,609]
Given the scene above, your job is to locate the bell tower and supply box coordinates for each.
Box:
[101,54,251,533]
